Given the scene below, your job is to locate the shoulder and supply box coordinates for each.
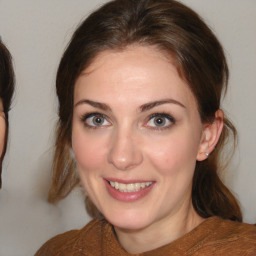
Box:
[214,218,256,241]
[35,218,107,256]
[196,217,256,255]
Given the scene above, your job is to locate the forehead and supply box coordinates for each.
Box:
[74,46,198,111]
[82,45,181,81]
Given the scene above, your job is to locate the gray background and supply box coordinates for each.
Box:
[0,1,255,255]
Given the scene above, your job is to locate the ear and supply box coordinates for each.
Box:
[196,109,224,161]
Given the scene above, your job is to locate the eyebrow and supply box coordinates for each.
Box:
[74,98,185,112]
[74,99,111,111]
[140,99,185,112]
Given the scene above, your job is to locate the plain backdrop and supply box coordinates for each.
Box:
[0,1,255,255]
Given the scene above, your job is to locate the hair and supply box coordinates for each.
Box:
[0,40,15,188]
[48,0,242,221]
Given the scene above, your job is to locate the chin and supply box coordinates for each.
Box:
[103,208,153,231]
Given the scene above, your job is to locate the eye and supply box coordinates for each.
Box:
[146,113,175,129]
[81,113,111,128]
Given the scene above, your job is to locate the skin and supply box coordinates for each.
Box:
[0,99,6,158]
[72,46,223,253]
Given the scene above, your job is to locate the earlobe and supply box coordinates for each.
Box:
[196,109,224,161]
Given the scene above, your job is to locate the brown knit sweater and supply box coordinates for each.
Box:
[35,217,256,255]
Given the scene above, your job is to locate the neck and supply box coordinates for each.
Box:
[114,201,204,254]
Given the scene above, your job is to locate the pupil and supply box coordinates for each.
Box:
[154,117,165,126]
[93,116,103,125]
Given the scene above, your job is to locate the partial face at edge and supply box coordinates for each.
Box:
[0,99,6,159]
[71,46,213,230]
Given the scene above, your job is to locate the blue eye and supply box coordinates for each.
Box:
[147,113,175,128]
[82,113,111,127]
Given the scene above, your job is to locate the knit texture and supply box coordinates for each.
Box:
[35,216,256,256]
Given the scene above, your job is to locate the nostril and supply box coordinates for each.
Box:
[107,132,143,170]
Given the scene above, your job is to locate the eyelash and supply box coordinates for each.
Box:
[145,113,175,130]
[80,112,111,129]
[80,112,175,130]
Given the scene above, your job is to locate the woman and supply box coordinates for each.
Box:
[36,0,256,255]
[0,39,14,188]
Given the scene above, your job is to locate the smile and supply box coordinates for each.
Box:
[109,181,153,193]
[105,179,155,202]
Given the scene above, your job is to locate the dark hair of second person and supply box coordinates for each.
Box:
[0,40,15,188]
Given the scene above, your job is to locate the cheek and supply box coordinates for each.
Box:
[145,130,200,175]
[72,127,107,171]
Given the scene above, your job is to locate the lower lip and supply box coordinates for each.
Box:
[104,180,155,202]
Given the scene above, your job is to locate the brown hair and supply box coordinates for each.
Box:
[0,40,15,188]
[49,0,242,221]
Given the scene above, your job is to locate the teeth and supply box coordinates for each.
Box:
[109,181,152,193]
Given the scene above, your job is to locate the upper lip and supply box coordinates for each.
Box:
[104,178,155,184]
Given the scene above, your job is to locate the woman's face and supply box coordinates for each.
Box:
[72,46,206,230]
[0,99,6,158]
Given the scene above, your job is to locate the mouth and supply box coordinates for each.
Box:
[104,179,155,202]
[108,180,153,193]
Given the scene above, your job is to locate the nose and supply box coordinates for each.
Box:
[107,128,143,171]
